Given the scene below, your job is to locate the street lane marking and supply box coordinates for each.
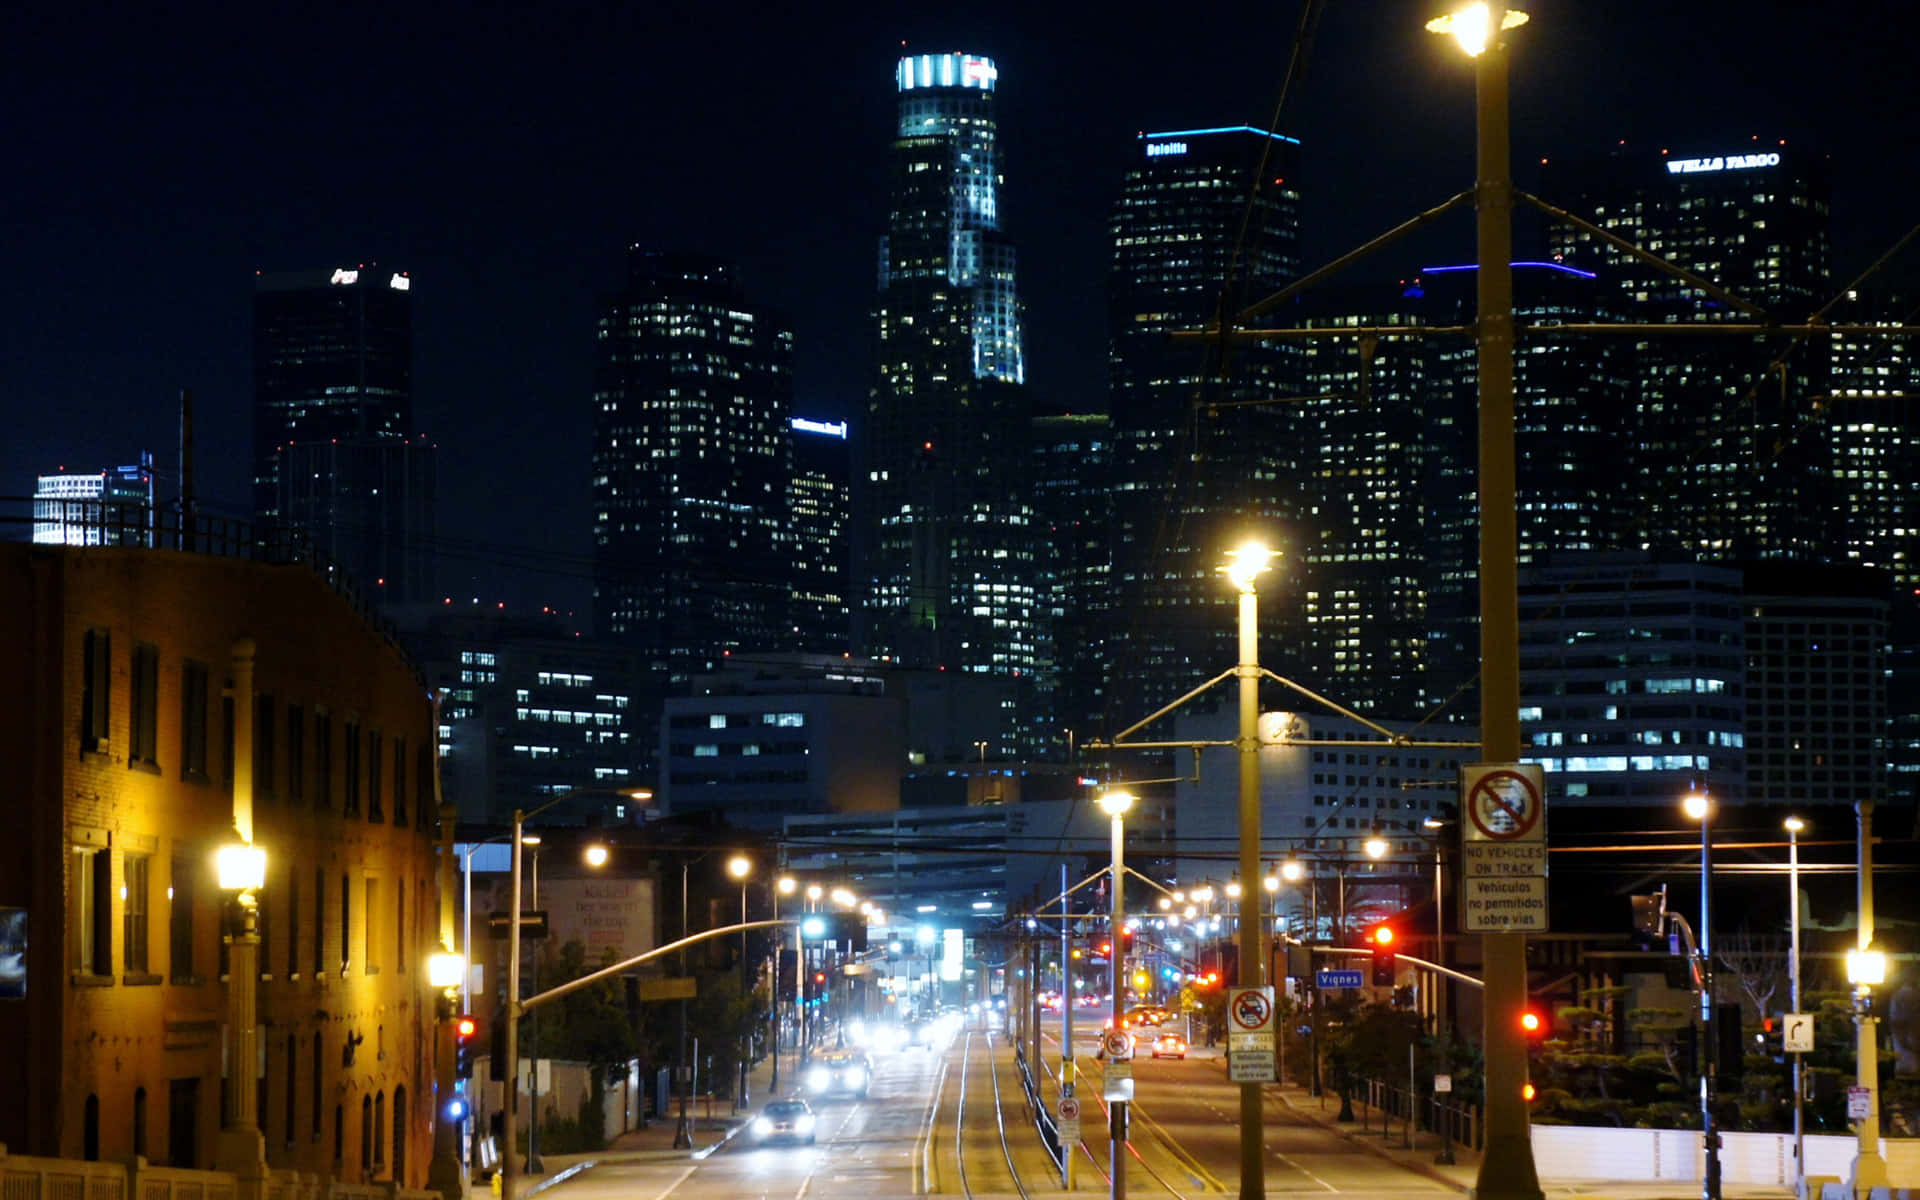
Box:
[649,1164,696,1199]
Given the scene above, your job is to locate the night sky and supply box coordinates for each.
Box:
[6,2,1913,615]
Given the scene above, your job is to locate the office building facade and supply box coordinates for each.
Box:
[863,52,1042,756]
[253,265,434,605]
[591,250,795,734]
[1105,126,1304,729]
[787,416,852,656]
[33,457,156,546]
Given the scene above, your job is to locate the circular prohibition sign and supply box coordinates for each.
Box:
[1103,1030,1133,1059]
[1467,769,1542,841]
[1059,1096,1081,1122]
[1232,989,1273,1032]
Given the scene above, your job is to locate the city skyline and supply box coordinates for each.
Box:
[5,3,1915,612]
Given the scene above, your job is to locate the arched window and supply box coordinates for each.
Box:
[134,1086,148,1159]
[333,1103,344,1167]
[391,1086,407,1183]
[83,1094,100,1160]
[372,1091,386,1169]
[360,1095,373,1173]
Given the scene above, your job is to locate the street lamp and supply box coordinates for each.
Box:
[1784,816,1805,1200]
[215,835,267,1170]
[773,876,796,1094]
[1096,788,1135,1200]
[1364,836,1389,860]
[1683,790,1721,1200]
[727,855,753,1110]
[1223,538,1273,1200]
[1849,798,1889,1197]
[1424,7,1540,1200]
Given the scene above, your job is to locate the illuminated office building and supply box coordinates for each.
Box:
[1105,125,1303,726]
[1541,145,1834,560]
[33,456,155,546]
[788,416,852,656]
[591,250,794,772]
[863,51,1042,756]
[253,265,434,604]
[1031,412,1110,743]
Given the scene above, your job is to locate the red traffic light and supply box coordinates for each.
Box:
[1370,924,1395,947]
[1521,1009,1544,1035]
[1098,942,1112,955]
[455,1015,477,1039]
[1522,1082,1537,1101]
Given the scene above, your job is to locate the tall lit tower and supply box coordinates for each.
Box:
[253,265,434,604]
[591,250,794,764]
[1105,126,1302,724]
[863,51,1041,754]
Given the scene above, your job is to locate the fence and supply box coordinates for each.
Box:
[0,1148,438,1200]
[1012,1042,1065,1171]
[1354,1075,1481,1153]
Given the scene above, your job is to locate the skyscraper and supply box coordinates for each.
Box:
[591,250,794,765]
[33,456,155,546]
[788,416,852,656]
[1541,145,1834,560]
[863,51,1041,755]
[1104,125,1303,727]
[253,265,434,603]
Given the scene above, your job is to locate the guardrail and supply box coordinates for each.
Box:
[0,1147,437,1200]
[1012,1042,1065,1170]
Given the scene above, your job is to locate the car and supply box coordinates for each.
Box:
[804,1050,872,1099]
[1151,1033,1188,1059]
[752,1098,817,1144]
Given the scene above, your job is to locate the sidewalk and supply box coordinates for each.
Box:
[517,1049,792,1192]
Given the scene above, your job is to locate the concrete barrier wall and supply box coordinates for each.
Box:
[1531,1127,1903,1187]
[0,1149,437,1200]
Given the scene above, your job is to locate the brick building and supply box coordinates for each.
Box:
[0,539,444,1186]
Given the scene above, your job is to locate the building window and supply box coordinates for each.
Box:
[169,854,196,983]
[372,1091,385,1167]
[286,705,305,802]
[311,1035,324,1139]
[123,851,151,975]
[367,731,383,823]
[343,721,362,816]
[394,880,406,975]
[284,1034,297,1147]
[257,695,276,801]
[134,1086,148,1159]
[339,873,351,975]
[415,745,433,832]
[315,714,333,810]
[313,869,327,976]
[82,628,111,753]
[181,661,210,782]
[286,872,300,978]
[131,644,159,769]
[392,738,407,828]
[70,845,111,976]
[364,877,380,974]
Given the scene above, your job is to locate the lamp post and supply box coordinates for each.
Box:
[215,837,268,1169]
[1097,789,1136,1200]
[1683,789,1721,1200]
[728,855,753,1110]
[1423,6,1541,1200]
[1849,800,1889,1197]
[1784,816,1805,1200]
[425,945,466,1200]
[1223,539,1273,1200]
[772,875,796,1095]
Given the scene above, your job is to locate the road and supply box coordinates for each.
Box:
[533,1016,1462,1199]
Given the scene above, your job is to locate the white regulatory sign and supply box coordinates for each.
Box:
[1462,875,1549,932]
[1848,1086,1872,1120]
[1058,1096,1081,1122]
[1103,1031,1134,1060]
[1783,1012,1814,1054]
[1462,764,1546,843]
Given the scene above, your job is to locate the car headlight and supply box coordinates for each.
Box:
[796,1114,816,1133]
[807,1067,830,1091]
[846,1069,866,1088]
[754,1117,773,1137]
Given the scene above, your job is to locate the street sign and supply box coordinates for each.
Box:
[1103,1059,1134,1101]
[487,910,549,939]
[1461,875,1550,932]
[1461,764,1546,842]
[637,976,697,1002]
[1434,1073,1453,1094]
[1316,969,1365,989]
[1228,987,1275,1035]
[1229,1032,1274,1052]
[1103,1030,1134,1061]
[1058,1117,1082,1143]
[1058,1096,1081,1122]
[1228,1047,1276,1083]
[1783,1012,1814,1054]
[1848,1086,1872,1120]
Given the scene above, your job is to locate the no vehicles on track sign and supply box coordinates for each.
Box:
[1460,763,1549,933]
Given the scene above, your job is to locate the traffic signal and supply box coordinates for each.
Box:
[454,1014,478,1080]
[1521,1008,1547,1041]
[1369,924,1396,987]
[1522,1081,1537,1102]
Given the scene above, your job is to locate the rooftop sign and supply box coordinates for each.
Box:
[1666,152,1780,175]
[896,53,997,93]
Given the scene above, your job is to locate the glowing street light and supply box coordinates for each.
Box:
[1364,836,1389,860]
[1424,1,1528,56]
